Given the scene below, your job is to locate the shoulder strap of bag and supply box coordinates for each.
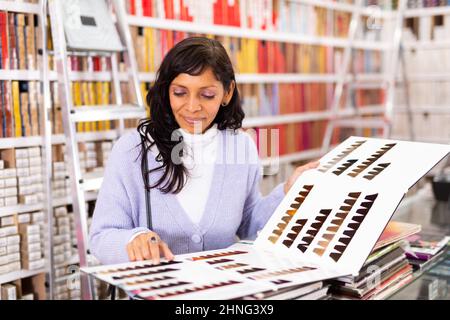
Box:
[141,136,152,230]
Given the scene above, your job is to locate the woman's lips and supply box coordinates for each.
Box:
[183,116,205,125]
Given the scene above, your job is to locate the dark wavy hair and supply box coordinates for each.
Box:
[137,37,244,194]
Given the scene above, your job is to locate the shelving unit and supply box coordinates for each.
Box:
[0,0,398,300]
[0,268,48,285]
[392,3,450,145]
[0,0,39,14]
[0,0,54,300]
[127,14,390,50]
[1,0,449,300]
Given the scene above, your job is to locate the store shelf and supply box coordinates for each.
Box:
[404,40,450,50]
[390,136,450,144]
[87,71,430,84]
[0,0,40,14]
[333,117,387,128]
[404,6,450,18]
[350,73,385,82]
[339,105,386,116]
[54,254,97,269]
[407,74,450,82]
[50,71,145,82]
[52,196,72,208]
[243,111,331,127]
[52,130,119,144]
[0,131,120,149]
[138,72,157,82]
[69,105,147,122]
[261,147,325,167]
[295,0,394,19]
[47,71,392,83]
[139,72,342,83]
[0,268,48,285]
[294,0,357,13]
[0,203,44,218]
[55,273,80,283]
[52,70,350,84]
[0,136,44,149]
[127,15,390,51]
[236,73,340,83]
[243,106,384,129]
[84,191,98,202]
[394,106,450,114]
[81,171,104,192]
[0,69,41,81]
[52,192,98,207]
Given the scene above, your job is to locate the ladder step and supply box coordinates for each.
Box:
[81,171,104,192]
[70,104,147,122]
[339,105,385,116]
[349,83,386,90]
[333,118,388,129]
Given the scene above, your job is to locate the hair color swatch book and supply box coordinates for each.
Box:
[81,244,347,300]
[80,258,273,300]
[81,137,449,299]
[255,136,450,275]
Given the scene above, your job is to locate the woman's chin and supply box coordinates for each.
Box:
[180,121,207,134]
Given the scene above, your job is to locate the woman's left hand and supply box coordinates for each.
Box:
[284,161,320,194]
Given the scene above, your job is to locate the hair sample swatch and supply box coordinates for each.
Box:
[363,163,391,180]
[237,267,266,274]
[297,209,332,253]
[271,279,291,285]
[332,159,358,176]
[312,192,361,256]
[98,260,181,275]
[142,280,242,299]
[190,250,247,261]
[111,268,179,280]
[216,263,248,270]
[348,144,396,178]
[123,275,174,287]
[132,281,192,295]
[282,218,308,248]
[268,185,314,244]
[329,193,378,262]
[318,140,366,173]
[249,266,316,280]
[206,258,235,265]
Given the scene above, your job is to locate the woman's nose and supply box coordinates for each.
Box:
[186,96,202,112]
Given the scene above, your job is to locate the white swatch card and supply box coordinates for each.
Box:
[178,244,348,290]
[82,259,270,300]
[255,136,450,275]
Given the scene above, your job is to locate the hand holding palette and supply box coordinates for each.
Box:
[82,137,449,300]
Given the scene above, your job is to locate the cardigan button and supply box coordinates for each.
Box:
[191,234,202,244]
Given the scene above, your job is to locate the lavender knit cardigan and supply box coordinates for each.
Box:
[89,129,285,265]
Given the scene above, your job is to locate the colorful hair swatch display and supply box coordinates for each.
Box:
[255,136,449,275]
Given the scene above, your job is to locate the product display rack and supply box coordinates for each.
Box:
[392,4,450,145]
[1,0,449,300]
[0,0,54,300]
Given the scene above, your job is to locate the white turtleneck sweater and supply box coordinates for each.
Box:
[174,124,219,225]
[150,124,219,225]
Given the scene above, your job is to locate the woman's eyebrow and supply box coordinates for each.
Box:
[170,83,218,89]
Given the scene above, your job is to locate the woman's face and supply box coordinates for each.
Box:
[169,67,234,134]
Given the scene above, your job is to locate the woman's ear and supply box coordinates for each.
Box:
[222,80,236,106]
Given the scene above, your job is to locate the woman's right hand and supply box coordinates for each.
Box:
[126,231,174,264]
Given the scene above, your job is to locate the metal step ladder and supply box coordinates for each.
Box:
[322,0,413,152]
[47,0,146,299]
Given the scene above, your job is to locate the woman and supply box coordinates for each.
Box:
[89,37,318,265]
